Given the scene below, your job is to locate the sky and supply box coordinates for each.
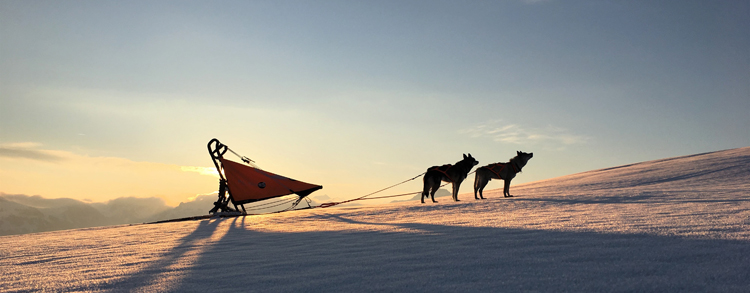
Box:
[1,0,748,207]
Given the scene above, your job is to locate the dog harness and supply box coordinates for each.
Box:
[481,161,520,178]
[428,164,455,183]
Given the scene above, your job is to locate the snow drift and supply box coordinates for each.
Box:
[1,147,749,292]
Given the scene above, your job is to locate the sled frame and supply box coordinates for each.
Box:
[207,138,244,214]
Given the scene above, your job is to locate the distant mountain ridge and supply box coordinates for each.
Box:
[0,192,318,236]
[0,194,209,236]
[0,196,110,236]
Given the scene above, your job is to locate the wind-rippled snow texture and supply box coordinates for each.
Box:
[1,147,749,292]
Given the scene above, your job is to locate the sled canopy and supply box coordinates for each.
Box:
[220,158,322,203]
[207,138,322,214]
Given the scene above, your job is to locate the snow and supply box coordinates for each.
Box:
[1,147,749,292]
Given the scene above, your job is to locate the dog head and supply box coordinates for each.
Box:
[516,151,533,163]
[463,153,479,166]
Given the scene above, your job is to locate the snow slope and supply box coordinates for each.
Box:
[1,147,749,292]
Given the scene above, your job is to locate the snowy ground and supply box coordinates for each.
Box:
[1,147,749,292]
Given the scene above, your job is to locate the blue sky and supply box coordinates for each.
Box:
[1,0,748,205]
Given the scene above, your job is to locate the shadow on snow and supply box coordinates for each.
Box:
[99,214,750,292]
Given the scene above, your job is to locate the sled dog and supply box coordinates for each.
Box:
[474,151,533,199]
[422,154,478,203]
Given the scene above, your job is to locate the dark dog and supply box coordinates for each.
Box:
[422,154,479,203]
[474,151,533,199]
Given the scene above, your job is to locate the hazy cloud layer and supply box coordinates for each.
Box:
[462,121,589,149]
[0,143,65,162]
[0,142,219,204]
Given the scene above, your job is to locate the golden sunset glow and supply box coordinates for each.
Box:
[0,143,217,205]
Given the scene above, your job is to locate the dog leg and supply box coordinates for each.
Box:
[473,173,482,200]
[422,174,437,204]
[476,173,489,200]
[474,179,479,200]
[453,182,461,201]
[478,179,487,200]
[432,179,440,203]
[503,179,513,197]
[430,186,438,203]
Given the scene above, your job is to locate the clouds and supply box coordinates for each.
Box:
[180,166,220,178]
[0,143,219,204]
[0,142,66,162]
[462,120,589,150]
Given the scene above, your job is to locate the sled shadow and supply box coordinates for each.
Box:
[95,217,228,292]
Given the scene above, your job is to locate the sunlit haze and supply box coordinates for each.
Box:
[1,1,748,207]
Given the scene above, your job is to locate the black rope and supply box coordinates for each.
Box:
[316,171,426,208]
[354,177,456,201]
[225,146,257,167]
[280,196,307,212]
[316,170,476,207]
[246,195,297,208]
[257,198,298,210]
[244,196,299,210]
[245,200,298,213]
[358,172,426,200]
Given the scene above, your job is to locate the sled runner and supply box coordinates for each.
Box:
[207,138,322,214]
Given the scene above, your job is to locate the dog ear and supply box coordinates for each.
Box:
[468,153,473,158]
[517,151,521,155]
[463,153,467,159]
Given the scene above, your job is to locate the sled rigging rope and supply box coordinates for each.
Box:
[315,172,426,208]
[242,195,309,214]
[222,144,258,168]
[315,170,476,208]
[244,195,299,209]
